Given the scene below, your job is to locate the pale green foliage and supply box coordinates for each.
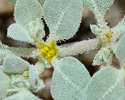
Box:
[8,24,34,43]
[3,55,30,73]
[29,65,45,92]
[29,65,39,90]
[35,60,45,74]
[83,0,114,15]
[93,48,111,66]
[0,42,13,61]
[84,67,125,100]
[115,34,125,61]
[90,25,102,36]
[0,42,35,61]
[24,18,45,42]
[43,0,82,41]
[9,0,45,5]
[51,57,90,100]
[112,16,125,39]
[14,0,42,26]
[3,89,41,100]
[0,68,11,100]
[0,55,45,98]
[83,0,114,28]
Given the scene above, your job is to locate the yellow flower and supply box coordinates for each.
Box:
[39,40,58,62]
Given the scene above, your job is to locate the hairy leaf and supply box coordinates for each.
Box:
[7,24,34,43]
[29,65,39,90]
[44,0,82,41]
[9,0,44,5]
[51,57,90,100]
[3,55,30,74]
[83,0,114,28]
[0,68,11,99]
[3,89,41,100]
[115,34,125,61]
[112,16,125,40]
[0,42,13,61]
[84,67,125,100]
[83,0,114,15]
[14,0,42,25]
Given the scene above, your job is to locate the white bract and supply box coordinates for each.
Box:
[0,0,125,99]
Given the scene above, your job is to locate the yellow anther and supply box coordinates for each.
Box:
[39,40,58,62]
[48,49,55,54]
[41,49,46,53]
[47,53,51,57]
[44,47,49,50]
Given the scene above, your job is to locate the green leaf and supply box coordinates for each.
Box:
[51,57,90,100]
[112,16,125,39]
[7,24,34,43]
[83,0,114,28]
[83,0,114,15]
[3,89,41,100]
[84,67,125,100]
[9,0,44,5]
[14,0,42,25]
[3,55,30,74]
[0,68,11,99]
[0,42,13,61]
[28,65,45,92]
[43,0,82,41]
[29,65,39,90]
[115,34,125,61]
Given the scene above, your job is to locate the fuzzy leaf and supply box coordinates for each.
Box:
[83,0,114,15]
[83,0,114,28]
[51,57,90,100]
[0,42,13,61]
[3,89,41,100]
[14,0,42,25]
[0,68,11,99]
[43,0,82,41]
[112,16,125,39]
[7,24,34,43]
[29,65,39,90]
[84,67,125,100]
[9,0,44,5]
[115,34,125,61]
[3,55,30,74]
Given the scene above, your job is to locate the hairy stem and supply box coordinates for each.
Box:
[58,39,101,57]
[0,42,35,61]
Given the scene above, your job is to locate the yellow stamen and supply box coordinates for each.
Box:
[44,47,49,50]
[39,40,58,62]
[41,49,46,53]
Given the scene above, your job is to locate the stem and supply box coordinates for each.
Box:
[58,39,101,57]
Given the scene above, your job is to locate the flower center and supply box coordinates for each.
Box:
[39,40,58,62]
[98,29,113,44]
